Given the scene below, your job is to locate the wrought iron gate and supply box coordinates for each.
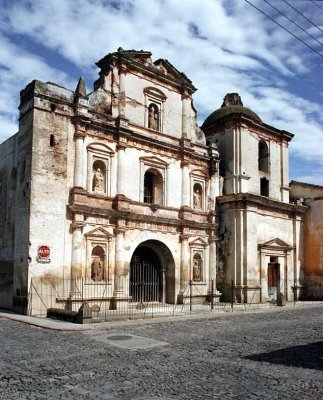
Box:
[130,247,161,302]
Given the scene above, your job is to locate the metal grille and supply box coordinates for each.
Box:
[130,247,160,302]
[144,172,153,204]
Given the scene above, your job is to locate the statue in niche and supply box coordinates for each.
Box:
[91,257,104,282]
[93,167,104,193]
[148,104,158,130]
[193,187,202,210]
[193,257,202,282]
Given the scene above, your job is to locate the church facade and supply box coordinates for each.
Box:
[0,49,308,315]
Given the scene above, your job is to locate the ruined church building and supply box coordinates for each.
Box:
[0,48,321,315]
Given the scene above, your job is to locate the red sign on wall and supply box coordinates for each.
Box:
[37,246,51,263]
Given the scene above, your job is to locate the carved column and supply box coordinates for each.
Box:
[113,227,126,298]
[70,219,84,296]
[209,144,219,200]
[181,160,190,207]
[179,235,190,301]
[102,238,112,283]
[208,236,217,285]
[181,92,190,137]
[116,144,126,195]
[259,250,268,302]
[119,66,126,118]
[74,130,85,188]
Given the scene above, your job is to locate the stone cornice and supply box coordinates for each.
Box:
[67,202,215,232]
[203,114,294,142]
[217,193,307,214]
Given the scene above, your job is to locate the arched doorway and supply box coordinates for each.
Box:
[129,240,175,304]
[130,247,161,302]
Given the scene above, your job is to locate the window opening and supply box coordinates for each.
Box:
[50,134,56,147]
[144,169,163,205]
[144,171,154,204]
[259,140,269,172]
[260,177,269,197]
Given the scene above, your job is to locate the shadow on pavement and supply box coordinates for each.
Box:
[244,341,323,371]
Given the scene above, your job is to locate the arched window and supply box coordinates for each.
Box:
[148,103,160,131]
[192,252,203,282]
[92,160,107,193]
[91,245,106,282]
[260,177,269,197]
[193,183,203,210]
[258,140,269,172]
[144,169,164,205]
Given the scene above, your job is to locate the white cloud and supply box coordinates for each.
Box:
[0,33,71,137]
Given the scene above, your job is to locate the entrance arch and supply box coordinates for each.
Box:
[129,240,175,304]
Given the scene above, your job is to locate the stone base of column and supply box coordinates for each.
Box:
[177,290,186,304]
[65,296,83,312]
[206,289,222,303]
[112,194,130,211]
[115,116,129,128]
[179,206,193,220]
[69,275,83,301]
[291,284,303,302]
[109,295,131,310]
[241,285,262,303]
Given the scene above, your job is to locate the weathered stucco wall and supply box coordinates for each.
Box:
[0,134,18,262]
[125,73,185,138]
[28,105,75,285]
[218,202,302,303]
[0,134,18,309]
[290,181,323,298]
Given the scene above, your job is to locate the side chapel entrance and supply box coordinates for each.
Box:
[259,238,293,302]
[267,257,280,300]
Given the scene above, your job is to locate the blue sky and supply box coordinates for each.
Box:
[0,0,322,184]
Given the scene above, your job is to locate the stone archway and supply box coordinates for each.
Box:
[129,240,176,304]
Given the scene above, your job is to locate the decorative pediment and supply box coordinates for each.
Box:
[189,237,208,247]
[140,156,168,169]
[87,142,115,155]
[144,87,167,102]
[96,49,196,93]
[258,238,293,251]
[154,59,193,86]
[190,168,209,178]
[85,227,113,240]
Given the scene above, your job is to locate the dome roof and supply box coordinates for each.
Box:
[202,93,261,128]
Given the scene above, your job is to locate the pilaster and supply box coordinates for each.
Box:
[73,128,86,189]
[70,218,85,297]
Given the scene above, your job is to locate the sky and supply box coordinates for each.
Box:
[0,0,322,185]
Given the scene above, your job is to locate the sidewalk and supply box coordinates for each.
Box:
[1,301,322,332]
[0,310,90,332]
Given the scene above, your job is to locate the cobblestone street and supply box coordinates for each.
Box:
[0,305,322,400]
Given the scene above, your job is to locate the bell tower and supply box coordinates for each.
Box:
[202,93,292,202]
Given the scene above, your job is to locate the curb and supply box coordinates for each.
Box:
[1,302,322,331]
